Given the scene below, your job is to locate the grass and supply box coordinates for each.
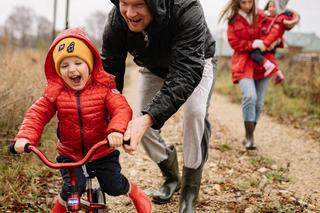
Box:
[215,143,232,152]
[250,156,275,169]
[0,121,58,211]
[0,49,46,136]
[0,49,58,211]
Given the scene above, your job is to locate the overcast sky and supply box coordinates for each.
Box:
[0,0,319,37]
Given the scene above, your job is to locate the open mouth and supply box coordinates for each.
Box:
[70,76,81,84]
[129,18,142,25]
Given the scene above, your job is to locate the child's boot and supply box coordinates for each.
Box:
[263,59,276,77]
[273,70,285,85]
[50,197,66,213]
[128,182,152,213]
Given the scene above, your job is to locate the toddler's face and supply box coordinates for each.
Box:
[59,56,90,91]
[267,1,277,16]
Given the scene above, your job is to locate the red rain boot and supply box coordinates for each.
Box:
[50,198,66,213]
[128,183,152,213]
[273,70,285,85]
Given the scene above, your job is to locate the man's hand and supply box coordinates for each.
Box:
[123,114,153,155]
[107,132,124,148]
[14,138,30,154]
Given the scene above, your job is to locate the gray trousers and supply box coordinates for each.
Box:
[138,58,216,169]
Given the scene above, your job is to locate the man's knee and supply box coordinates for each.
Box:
[185,106,206,121]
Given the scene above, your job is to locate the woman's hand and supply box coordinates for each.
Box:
[14,138,31,154]
[252,39,266,52]
[107,132,124,148]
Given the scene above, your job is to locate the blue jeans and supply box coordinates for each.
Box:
[239,78,270,122]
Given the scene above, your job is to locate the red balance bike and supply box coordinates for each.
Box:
[9,140,129,213]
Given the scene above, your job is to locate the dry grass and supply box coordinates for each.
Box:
[0,49,46,136]
[0,49,58,211]
[283,59,320,104]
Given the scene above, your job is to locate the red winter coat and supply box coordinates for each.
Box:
[262,12,296,48]
[15,28,132,161]
[227,10,278,83]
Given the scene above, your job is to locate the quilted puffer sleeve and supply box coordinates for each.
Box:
[104,89,132,135]
[15,96,57,145]
[263,17,285,47]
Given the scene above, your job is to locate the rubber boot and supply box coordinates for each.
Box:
[273,70,285,85]
[243,121,256,150]
[50,198,66,213]
[152,145,181,204]
[128,182,152,213]
[179,166,203,213]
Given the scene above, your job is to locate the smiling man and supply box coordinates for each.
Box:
[101,0,216,212]
[118,0,153,32]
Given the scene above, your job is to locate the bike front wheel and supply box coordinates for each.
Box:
[93,187,107,213]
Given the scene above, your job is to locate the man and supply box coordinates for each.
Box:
[101,0,216,212]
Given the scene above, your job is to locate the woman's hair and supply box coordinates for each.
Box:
[219,0,257,25]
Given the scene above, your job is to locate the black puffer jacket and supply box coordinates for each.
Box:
[101,0,215,129]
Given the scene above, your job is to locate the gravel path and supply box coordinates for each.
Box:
[211,94,320,201]
[104,65,319,212]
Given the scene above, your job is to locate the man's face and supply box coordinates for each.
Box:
[119,0,153,32]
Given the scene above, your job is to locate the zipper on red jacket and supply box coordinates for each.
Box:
[76,91,86,157]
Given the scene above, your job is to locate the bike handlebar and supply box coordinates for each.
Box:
[9,140,130,169]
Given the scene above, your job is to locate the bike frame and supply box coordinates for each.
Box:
[18,140,111,213]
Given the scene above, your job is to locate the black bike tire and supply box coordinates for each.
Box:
[93,187,107,213]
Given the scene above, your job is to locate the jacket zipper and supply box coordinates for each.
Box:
[76,91,86,157]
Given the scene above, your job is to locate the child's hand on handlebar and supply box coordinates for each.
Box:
[107,132,124,148]
[14,138,31,154]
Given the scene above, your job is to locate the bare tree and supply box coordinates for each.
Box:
[84,10,108,48]
[5,6,35,47]
[35,15,52,49]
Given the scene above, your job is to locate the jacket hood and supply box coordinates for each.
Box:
[110,0,171,26]
[44,28,115,100]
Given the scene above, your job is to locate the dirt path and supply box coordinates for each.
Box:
[106,65,319,212]
[211,94,320,201]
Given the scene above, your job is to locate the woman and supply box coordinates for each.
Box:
[220,0,278,149]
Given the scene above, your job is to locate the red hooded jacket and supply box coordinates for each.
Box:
[227,10,278,83]
[15,28,132,161]
[262,11,298,48]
